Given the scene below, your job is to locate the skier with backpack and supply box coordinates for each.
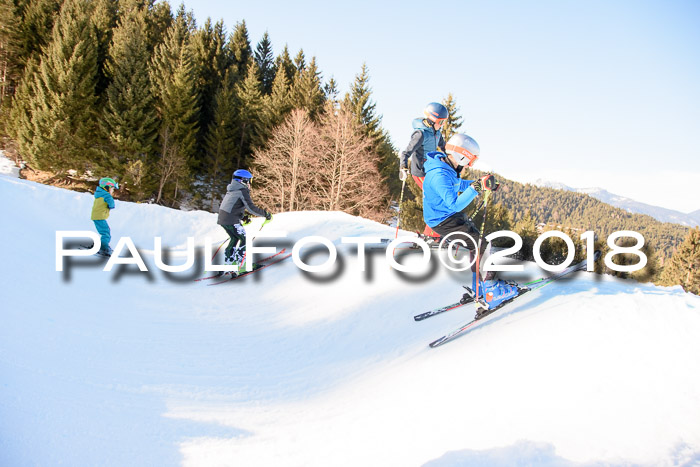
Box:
[217,169,272,275]
[90,177,119,257]
[422,133,518,316]
[398,102,449,241]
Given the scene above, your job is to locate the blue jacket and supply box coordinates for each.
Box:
[422,151,478,227]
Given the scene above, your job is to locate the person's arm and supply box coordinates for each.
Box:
[434,175,478,212]
[241,188,269,218]
[399,130,423,169]
[458,178,473,192]
[105,192,115,210]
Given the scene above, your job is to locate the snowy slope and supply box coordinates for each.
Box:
[533,178,700,227]
[2,175,700,467]
[0,150,20,178]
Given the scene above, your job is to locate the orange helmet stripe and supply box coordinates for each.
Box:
[445,143,479,166]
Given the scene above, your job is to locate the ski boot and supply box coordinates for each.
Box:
[416,232,442,248]
[96,247,112,257]
[460,273,487,304]
[218,256,238,277]
[473,279,520,319]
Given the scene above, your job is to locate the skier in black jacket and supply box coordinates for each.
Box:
[217,169,272,273]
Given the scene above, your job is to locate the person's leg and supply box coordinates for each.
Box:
[221,225,240,264]
[435,213,518,310]
[93,220,111,254]
[229,224,247,265]
[432,213,479,257]
[432,213,487,293]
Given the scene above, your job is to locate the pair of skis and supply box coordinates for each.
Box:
[424,251,600,348]
[196,248,292,285]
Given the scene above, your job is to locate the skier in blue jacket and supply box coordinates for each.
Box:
[423,133,518,315]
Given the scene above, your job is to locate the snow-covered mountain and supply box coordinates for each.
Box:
[534,178,700,227]
[2,173,700,466]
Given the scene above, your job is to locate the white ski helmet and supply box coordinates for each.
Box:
[445,133,480,167]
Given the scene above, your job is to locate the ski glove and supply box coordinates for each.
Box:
[241,214,252,226]
[399,168,409,182]
[265,212,273,221]
[480,174,498,191]
[471,179,483,194]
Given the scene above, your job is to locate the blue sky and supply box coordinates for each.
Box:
[182,0,700,213]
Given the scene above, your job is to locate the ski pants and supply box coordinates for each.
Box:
[221,224,246,264]
[93,220,111,253]
[432,212,492,278]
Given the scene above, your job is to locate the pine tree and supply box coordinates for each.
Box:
[254,31,275,95]
[203,70,237,211]
[441,93,463,142]
[150,8,199,204]
[227,20,251,82]
[274,44,295,84]
[102,0,158,198]
[150,6,189,98]
[659,227,700,295]
[324,77,339,104]
[13,0,60,74]
[91,0,118,97]
[144,0,173,54]
[8,57,39,162]
[343,63,400,196]
[513,210,537,260]
[291,56,325,120]
[161,45,199,166]
[344,63,380,139]
[0,0,21,105]
[15,0,100,172]
[484,202,512,236]
[234,61,264,168]
[293,49,306,72]
[262,64,292,137]
[191,17,228,169]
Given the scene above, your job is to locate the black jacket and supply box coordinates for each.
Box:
[399,119,445,178]
[217,180,268,225]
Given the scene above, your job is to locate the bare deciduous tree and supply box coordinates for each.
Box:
[253,108,319,212]
[155,126,188,205]
[315,103,389,221]
[252,105,390,222]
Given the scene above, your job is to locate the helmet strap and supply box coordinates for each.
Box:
[445,154,461,173]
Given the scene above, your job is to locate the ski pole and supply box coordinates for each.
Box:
[212,238,228,260]
[468,198,487,219]
[395,176,407,239]
[474,190,491,305]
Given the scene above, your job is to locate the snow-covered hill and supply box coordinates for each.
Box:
[533,178,700,227]
[2,174,700,467]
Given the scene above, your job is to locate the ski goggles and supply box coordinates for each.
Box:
[445,143,479,167]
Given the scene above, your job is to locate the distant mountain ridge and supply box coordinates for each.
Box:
[533,179,700,227]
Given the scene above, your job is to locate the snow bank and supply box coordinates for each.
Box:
[0,150,20,178]
[1,176,700,467]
